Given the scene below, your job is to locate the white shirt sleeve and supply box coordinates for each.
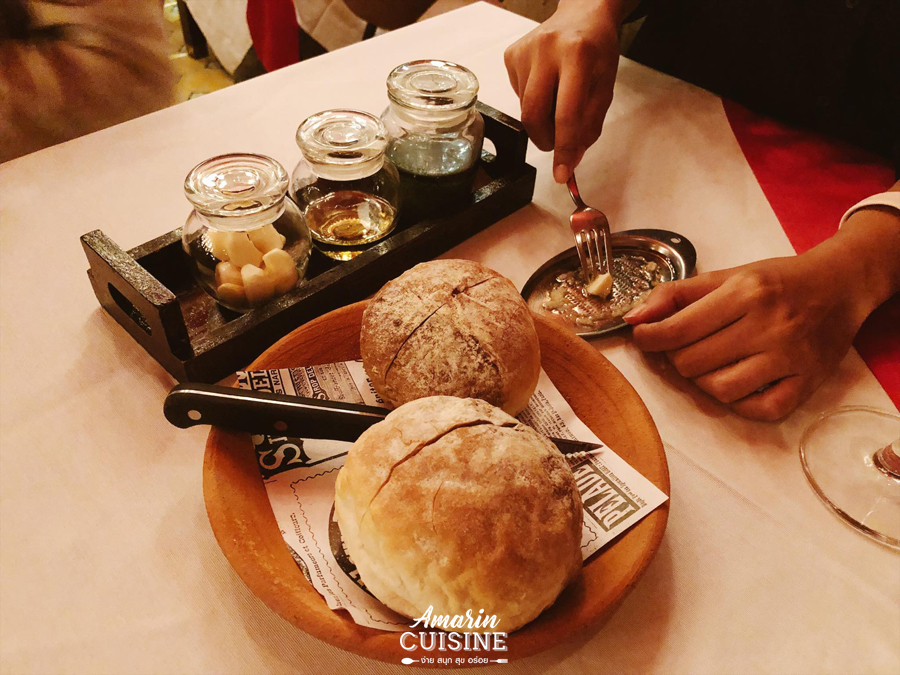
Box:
[839,191,900,227]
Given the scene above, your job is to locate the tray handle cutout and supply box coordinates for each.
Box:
[81,230,193,362]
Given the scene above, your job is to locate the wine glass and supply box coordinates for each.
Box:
[800,406,900,549]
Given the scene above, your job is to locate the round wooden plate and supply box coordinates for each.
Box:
[203,301,669,665]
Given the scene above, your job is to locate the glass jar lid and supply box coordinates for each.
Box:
[387,60,478,126]
[184,153,288,230]
[296,109,387,181]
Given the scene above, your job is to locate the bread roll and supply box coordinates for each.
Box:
[360,260,540,415]
[334,396,583,633]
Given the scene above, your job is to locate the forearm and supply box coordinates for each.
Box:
[806,181,900,323]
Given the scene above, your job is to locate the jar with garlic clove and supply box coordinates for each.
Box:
[182,153,312,312]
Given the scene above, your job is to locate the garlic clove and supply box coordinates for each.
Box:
[248,224,285,254]
[241,264,276,305]
[215,261,243,288]
[263,249,299,294]
[206,229,230,261]
[225,232,264,268]
[586,272,613,299]
[217,283,246,307]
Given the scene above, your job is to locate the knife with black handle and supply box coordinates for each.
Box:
[164,383,601,455]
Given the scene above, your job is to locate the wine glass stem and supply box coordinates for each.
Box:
[873,440,900,479]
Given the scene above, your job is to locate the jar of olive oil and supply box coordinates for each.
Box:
[182,153,312,312]
[291,109,400,260]
[382,60,484,222]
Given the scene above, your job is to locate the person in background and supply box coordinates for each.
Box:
[505,0,900,421]
[0,0,175,162]
[343,0,494,31]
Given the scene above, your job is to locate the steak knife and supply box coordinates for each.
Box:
[164,383,601,456]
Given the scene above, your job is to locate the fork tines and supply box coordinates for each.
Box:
[574,230,597,281]
[575,228,609,282]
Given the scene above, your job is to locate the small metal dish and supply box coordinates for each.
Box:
[522,229,697,338]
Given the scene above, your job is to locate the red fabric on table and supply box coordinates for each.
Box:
[723,100,899,408]
[246,0,300,72]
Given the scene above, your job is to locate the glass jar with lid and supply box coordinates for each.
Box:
[291,109,400,260]
[382,60,484,222]
[182,153,312,312]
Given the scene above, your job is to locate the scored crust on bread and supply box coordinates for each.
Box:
[361,260,541,415]
[335,397,583,633]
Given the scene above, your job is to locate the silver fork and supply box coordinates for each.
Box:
[567,174,612,286]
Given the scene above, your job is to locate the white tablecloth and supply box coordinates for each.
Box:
[1,4,897,674]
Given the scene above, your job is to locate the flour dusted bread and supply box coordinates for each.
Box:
[334,396,583,633]
[360,260,540,415]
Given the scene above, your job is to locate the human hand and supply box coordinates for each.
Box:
[503,0,624,183]
[623,255,873,421]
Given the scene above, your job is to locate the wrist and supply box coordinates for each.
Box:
[842,207,900,306]
[807,208,900,324]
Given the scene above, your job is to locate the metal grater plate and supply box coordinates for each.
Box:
[522,229,697,338]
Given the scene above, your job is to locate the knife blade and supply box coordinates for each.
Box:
[164,383,601,456]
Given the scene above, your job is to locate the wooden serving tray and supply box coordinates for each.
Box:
[81,103,535,383]
[203,301,670,666]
